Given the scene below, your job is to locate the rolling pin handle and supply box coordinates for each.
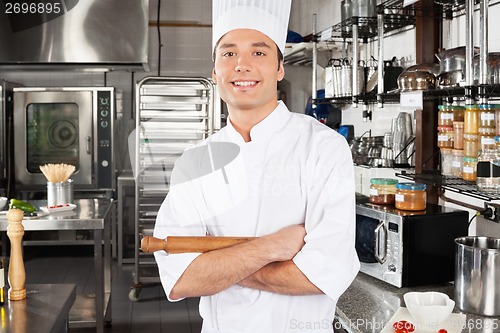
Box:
[140,236,168,254]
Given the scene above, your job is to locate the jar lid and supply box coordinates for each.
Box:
[463,156,478,162]
[495,136,500,143]
[452,149,464,155]
[465,104,479,109]
[396,182,426,191]
[370,178,398,185]
[478,127,496,135]
[439,105,465,111]
[437,125,454,131]
[463,133,478,139]
[453,121,464,127]
[479,104,495,110]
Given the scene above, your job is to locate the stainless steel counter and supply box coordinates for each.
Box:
[0,199,112,333]
[3,283,76,333]
[336,273,498,333]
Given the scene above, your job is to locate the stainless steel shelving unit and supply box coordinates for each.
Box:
[130,76,221,301]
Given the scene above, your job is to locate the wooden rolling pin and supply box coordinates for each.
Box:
[141,235,256,254]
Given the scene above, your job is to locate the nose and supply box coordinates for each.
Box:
[234,54,252,72]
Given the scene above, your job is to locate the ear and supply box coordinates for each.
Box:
[277,61,285,82]
[212,68,217,84]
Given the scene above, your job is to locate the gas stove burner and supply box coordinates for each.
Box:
[49,120,78,149]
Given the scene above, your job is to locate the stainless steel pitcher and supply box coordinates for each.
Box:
[455,236,500,316]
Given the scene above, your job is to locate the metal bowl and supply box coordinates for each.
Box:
[437,70,464,88]
[397,70,436,91]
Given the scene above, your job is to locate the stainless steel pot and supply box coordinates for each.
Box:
[472,52,500,85]
[405,63,440,76]
[437,70,464,88]
[455,236,500,316]
[397,70,436,91]
[435,46,479,74]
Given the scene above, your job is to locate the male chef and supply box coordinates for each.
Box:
[153,1,360,332]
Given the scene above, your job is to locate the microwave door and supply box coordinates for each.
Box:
[14,91,93,186]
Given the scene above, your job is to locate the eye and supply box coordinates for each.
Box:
[223,51,235,57]
[255,51,266,56]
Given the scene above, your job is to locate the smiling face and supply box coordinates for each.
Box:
[212,29,284,116]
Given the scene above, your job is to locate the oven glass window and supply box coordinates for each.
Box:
[26,103,80,173]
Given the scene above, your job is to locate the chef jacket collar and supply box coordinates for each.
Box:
[226,101,291,144]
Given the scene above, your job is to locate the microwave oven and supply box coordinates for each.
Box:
[355,195,469,288]
[13,87,115,191]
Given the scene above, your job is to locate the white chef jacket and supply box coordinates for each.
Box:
[154,101,360,333]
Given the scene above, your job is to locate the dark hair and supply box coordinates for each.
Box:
[213,42,284,71]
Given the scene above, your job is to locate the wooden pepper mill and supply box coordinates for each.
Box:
[6,208,26,301]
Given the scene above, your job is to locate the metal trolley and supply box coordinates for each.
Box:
[129,77,221,301]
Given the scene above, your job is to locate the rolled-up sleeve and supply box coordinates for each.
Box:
[153,186,206,302]
[293,134,360,302]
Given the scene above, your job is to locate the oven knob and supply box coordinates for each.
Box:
[388,264,397,272]
[102,160,109,167]
[100,98,109,105]
[101,120,109,128]
[100,110,109,117]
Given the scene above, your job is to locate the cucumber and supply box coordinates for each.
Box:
[9,199,37,213]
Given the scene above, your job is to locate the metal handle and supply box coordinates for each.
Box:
[85,136,91,154]
[374,220,388,264]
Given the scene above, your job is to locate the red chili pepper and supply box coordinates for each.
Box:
[438,329,448,333]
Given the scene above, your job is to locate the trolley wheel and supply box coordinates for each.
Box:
[129,287,141,302]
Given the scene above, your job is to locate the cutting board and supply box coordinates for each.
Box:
[381,307,466,333]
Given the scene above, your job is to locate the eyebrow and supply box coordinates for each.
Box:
[218,41,272,50]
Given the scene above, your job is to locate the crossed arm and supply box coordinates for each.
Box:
[168,224,323,300]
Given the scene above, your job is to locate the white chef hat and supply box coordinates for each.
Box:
[212,0,292,56]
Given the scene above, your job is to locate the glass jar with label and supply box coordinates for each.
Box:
[437,126,454,148]
[479,104,496,128]
[463,133,479,158]
[494,105,500,135]
[451,149,464,177]
[463,156,478,181]
[369,178,398,205]
[453,121,464,149]
[438,105,454,126]
[395,182,427,211]
[440,148,453,176]
[479,127,496,150]
[476,148,500,192]
[464,105,480,134]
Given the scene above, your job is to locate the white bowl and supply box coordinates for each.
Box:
[0,197,7,210]
[404,292,455,330]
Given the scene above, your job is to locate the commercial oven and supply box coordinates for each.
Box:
[13,87,115,191]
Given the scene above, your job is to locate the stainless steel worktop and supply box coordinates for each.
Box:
[336,273,498,333]
[2,284,76,333]
[1,199,113,333]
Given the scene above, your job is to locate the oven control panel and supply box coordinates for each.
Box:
[97,90,113,189]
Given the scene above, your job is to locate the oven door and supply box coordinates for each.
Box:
[14,91,93,186]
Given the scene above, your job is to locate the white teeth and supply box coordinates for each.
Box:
[234,81,256,86]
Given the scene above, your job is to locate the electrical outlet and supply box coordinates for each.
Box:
[483,202,500,223]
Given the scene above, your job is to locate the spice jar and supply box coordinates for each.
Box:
[494,105,500,135]
[395,182,427,211]
[453,121,464,149]
[440,148,453,176]
[369,178,398,205]
[463,156,478,181]
[451,149,464,178]
[479,104,496,129]
[479,127,496,150]
[464,105,480,134]
[438,105,454,126]
[437,126,454,148]
[463,133,479,157]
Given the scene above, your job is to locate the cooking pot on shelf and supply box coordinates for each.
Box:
[437,70,464,89]
[397,70,436,91]
[472,52,500,85]
[435,46,480,74]
[405,63,440,76]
